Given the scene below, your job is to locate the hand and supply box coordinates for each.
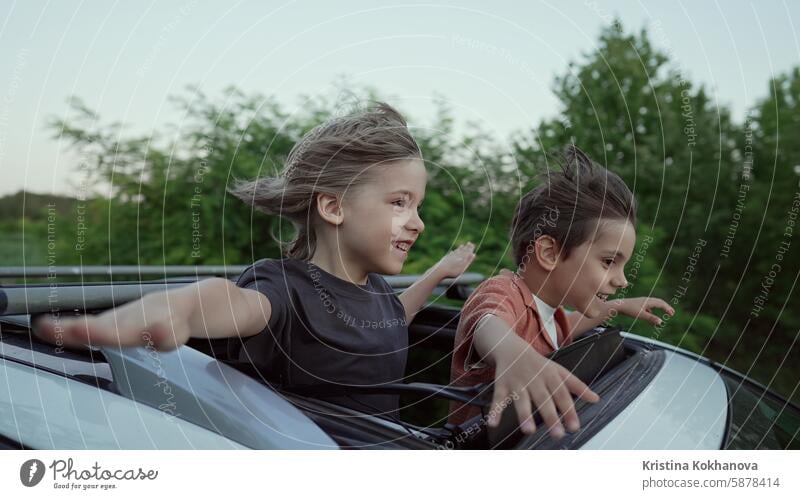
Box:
[489,341,600,440]
[33,292,192,351]
[435,242,476,279]
[604,296,675,325]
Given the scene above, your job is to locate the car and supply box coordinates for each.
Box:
[1,273,798,450]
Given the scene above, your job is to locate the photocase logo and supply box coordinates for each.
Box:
[20,459,45,487]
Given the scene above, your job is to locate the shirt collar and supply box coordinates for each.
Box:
[500,269,536,310]
[500,269,569,349]
[499,269,539,311]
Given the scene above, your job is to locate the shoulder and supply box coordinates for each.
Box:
[465,270,519,306]
[480,270,517,291]
[368,273,404,307]
[368,273,395,293]
[236,258,305,289]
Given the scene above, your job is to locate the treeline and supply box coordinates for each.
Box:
[4,22,799,402]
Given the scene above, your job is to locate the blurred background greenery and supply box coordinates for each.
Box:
[2,22,798,404]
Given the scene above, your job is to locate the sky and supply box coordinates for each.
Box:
[0,0,798,197]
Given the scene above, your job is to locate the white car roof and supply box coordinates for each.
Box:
[0,359,248,449]
[581,350,727,449]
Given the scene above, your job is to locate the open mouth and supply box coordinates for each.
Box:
[596,293,609,301]
[391,240,414,254]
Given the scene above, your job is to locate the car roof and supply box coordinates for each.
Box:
[580,349,727,449]
[0,359,248,449]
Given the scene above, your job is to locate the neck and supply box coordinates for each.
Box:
[516,267,562,309]
[309,243,369,286]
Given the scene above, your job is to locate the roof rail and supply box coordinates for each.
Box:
[0,265,247,278]
[0,270,484,316]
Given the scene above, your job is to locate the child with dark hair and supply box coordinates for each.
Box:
[449,145,674,438]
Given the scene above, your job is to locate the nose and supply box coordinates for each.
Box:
[405,208,425,234]
[611,270,629,289]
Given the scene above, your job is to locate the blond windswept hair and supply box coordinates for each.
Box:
[230,102,421,260]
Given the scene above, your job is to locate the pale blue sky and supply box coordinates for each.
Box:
[1,0,798,196]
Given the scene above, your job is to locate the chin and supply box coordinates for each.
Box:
[581,300,603,318]
[376,259,404,276]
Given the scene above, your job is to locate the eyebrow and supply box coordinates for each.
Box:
[603,251,629,261]
[388,190,424,202]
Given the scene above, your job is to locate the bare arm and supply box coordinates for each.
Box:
[471,315,599,439]
[567,297,675,337]
[399,265,449,323]
[399,242,476,323]
[34,277,271,351]
[566,310,609,337]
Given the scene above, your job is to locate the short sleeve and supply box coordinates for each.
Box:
[455,276,524,373]
[460,279,521,340]
[230,259,293,371]
[463,313,495,371]
[236,259,292,332]
[368,273,406,322]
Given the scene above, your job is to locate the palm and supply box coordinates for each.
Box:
[437,242,476,278]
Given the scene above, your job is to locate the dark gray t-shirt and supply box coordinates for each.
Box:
[230,258,408,415]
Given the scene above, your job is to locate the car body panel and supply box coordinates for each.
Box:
[581,350,727,449]
[0,359,248,449]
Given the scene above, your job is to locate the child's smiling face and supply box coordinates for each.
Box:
[339,158,427,275]
[552,219,635,317]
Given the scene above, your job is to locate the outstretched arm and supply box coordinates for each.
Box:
[399,242,476,323]
[567,296,675,337]
[34,278,271,351]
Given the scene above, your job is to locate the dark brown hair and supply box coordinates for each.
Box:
[510,145,636,266]
[229,102,421,260]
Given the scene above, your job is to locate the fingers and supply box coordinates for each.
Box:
[639,310,663,326]
[549,379,580,433]
[33,315,90,348]
[487,385,509,427]
[612,297,675,325]
[456,242,476,256]
[35,314,116,348]
[640,298,674,325]
[648,298,675,316]
[492,372,599,440]
[443,242,477,277]
[530,384,564,439]
[511,390,536,434]
[563,370,600,403]
[489,385,538,435]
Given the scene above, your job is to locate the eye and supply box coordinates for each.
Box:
[392,199,407,208]
[602,258,615,267]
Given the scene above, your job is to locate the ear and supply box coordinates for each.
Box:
[534,235,560,271]
[316,193,344,226]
